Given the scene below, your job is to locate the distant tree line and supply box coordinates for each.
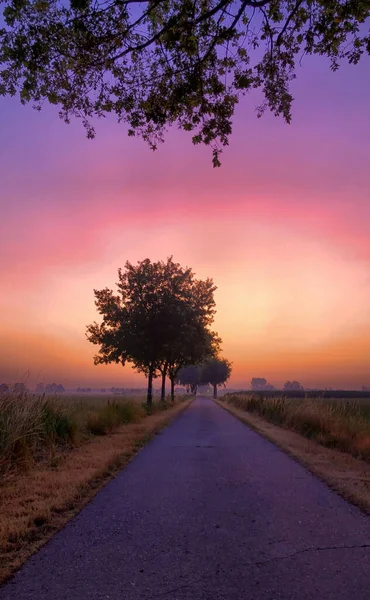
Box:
[87,257,231,405]
[0,382,28,394]
[236,389,370,399]
[36,383,65,394]
[250,378,304,391]
[251,378,276,391]
[108,387,149,394]
[0,382,66,394]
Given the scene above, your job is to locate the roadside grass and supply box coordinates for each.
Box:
[0,392,184,476]
[0,394,78,476]
[86,401,146,435]
[221,393,370,461]
[0,393,193,584]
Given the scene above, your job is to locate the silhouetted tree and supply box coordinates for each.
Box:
[87,257,218,405]
[0,383,9,393]
[45,383,64,394]
[158,361,169,402]
[283,380,304,391]
[201,357,232,399]
[2,2,369,165]
[13,382,27,394]
[155,258,219,400]
[251,377,275,391]
[177,365,202,394]
[167,328,221,401]
[251,377,267,390]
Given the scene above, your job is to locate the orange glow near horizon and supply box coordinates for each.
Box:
[1,208,370,390]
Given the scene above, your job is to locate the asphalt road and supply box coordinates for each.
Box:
[2,397,370,600]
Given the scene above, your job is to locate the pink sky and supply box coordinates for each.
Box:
[0,55,369,390]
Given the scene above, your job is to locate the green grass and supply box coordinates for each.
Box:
[221,392,370,461]
[86,401,145,435]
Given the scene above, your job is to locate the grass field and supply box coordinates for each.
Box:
[0,391,193,584]
[221,392,370,460]
[0,392,184,477]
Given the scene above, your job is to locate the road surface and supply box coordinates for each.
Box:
[1,397,370,599]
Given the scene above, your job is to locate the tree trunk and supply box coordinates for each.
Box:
[147,367,153,406]
[170,377,175,402]
[161,369,166,401]
[213,383,217,399]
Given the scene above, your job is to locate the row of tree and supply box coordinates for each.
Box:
[0,382,27,394]
[87,258,231,405]
[251,378,304,392]
[36,383,65,394]
[177,359,232,398]
[0,383,66,394]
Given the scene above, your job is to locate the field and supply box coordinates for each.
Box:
[221,392,370,460]
[0,391,192,583]
[0,392,182,477]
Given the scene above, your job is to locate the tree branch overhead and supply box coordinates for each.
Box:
[1,0,369,164]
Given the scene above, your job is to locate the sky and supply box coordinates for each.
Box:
[0,51,369,391]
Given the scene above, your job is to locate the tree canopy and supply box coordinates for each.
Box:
[178,356,232,397]
[1,1,369,165]
[201,356,232,397]
[177,364,203,394]
[86,257,220,404]
[251,377,275,390]
[283,380,304,391]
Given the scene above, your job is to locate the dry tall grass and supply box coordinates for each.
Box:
[0,394,78,476]
[0,392,184,477]
[222,393,370,460]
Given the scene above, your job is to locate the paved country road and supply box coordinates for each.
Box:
[2,397,370,600]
